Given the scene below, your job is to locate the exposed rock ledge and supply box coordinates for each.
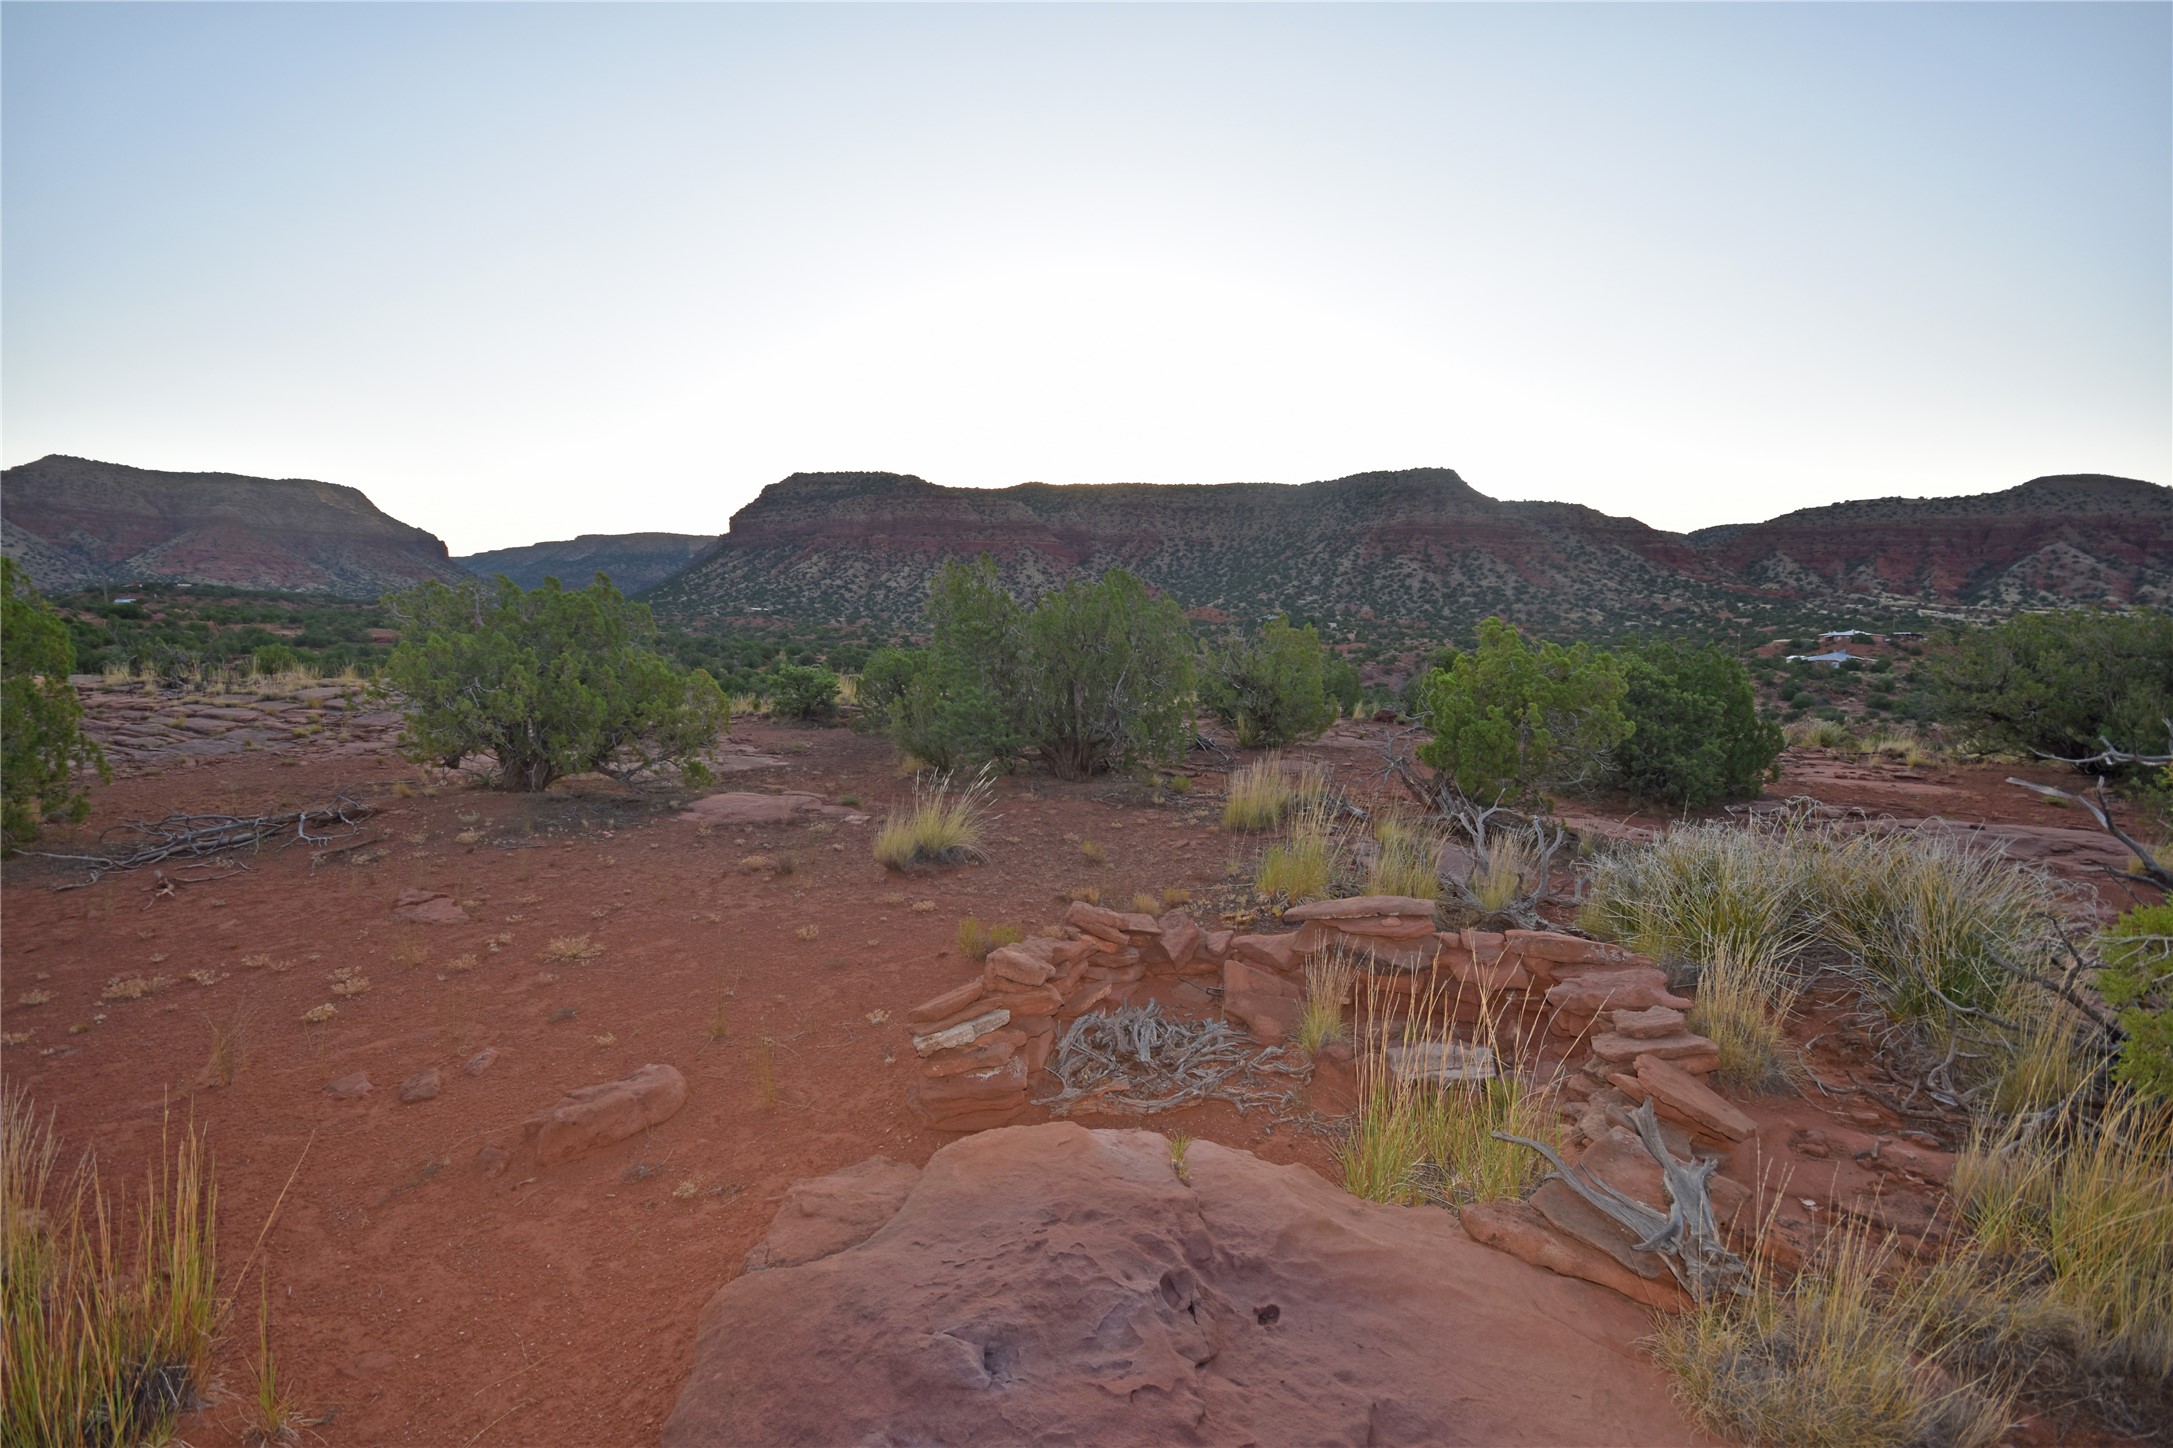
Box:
[664,1123,1707,1447]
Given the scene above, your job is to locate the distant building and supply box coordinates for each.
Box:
[1787,649,1865,668]
[1817,629,1877,643]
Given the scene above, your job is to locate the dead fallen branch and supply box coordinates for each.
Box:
[1037,1003,1308,1117]
[1497,1098,1749,1303]
[2004,776,2171,891]
[2030,718,2173,772]
[25,795,376,882]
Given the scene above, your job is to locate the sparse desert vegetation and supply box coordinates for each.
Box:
[7,596,2170,1447]
[5,5,2166,1440]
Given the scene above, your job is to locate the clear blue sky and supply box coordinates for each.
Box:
[4,2,2166,553]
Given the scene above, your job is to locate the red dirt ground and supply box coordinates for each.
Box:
[2,718,2154,1445]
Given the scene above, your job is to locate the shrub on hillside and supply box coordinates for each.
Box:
[1015,570,1195,779]
[1415,617,1629,804]
[1324,655,1364,719]
[853,646,926,733]
[251,642,307,676]
[768,663,841,722]
[1612,641,1784,807]
[2098,902,2173,1099]
[385,574,728,791]
[1931,611,2173,768]
[1200,615,1337,748]
[1,558,108,850]
[887,560,1024,770]
[893,560,1194,780]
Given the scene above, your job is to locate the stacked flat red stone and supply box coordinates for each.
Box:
[1285,896,1442,968]
[901,902,1238,1133]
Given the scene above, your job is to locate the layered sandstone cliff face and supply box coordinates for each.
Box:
[0,454,468,596]
[456,532,718,594]
[643,467,2171,633]
[644,467,1745,632]
[1687,474,2173,611]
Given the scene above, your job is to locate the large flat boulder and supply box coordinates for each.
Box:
[664,1124,1705,1447]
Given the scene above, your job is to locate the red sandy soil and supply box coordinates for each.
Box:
[1,718,2155,1445]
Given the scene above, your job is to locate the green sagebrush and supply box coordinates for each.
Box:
[385,573,727,791]
[1200,615,1338,748]
[881,558,1195,781]
[1612,639,1784,807]
[2,558,109,850]
[1415,616,1629,805]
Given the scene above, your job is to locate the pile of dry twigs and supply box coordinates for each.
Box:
[1037,1002,1309,1117]
[26,793,377,883]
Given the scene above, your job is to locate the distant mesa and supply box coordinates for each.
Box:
[6,453,2165,628]
[456,532,719,595]
[0,454,468,597]
[643,466,2171,633]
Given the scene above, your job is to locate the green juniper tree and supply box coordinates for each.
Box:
[1612,640,1784,807]
[385,574,728,791]
[2,558,109,850]
[1416,617,1629,805]
[887,559,1195,780]
[1201,615,1337,748]
[1015,569,1195,779]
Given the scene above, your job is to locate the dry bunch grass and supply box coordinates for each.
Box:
[1366,812,1443,901]
[1222,754,1327,833]
[1687,945,1801,1092]
[1468,831,1534,916]
[956,917,1024,961]
[1294,950,1356,1054]
[874,767,993,872]
[1655,1223,2012,1448]
[1581,817,2072,1093]
[1338,977,1558,1207]
[1255,796,1342,902]
[2,1089,218,1448]
[1952,1092,2173,1427]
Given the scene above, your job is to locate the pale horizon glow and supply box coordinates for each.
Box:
[4,2,2167,555]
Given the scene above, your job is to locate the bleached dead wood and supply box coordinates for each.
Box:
[1496,1098,1749,1303]
[1038,1003,1306,1117]
[2005,775,2172,891]
[24,794,376,882]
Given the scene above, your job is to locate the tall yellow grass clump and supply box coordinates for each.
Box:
[1687,944,1801,1092]
[1985,984,2092,1114]
[955,916,1024,962]
[1789,717,1856,751]
[1366,812,1442,901]
[1654,1225,2012,1448]
[873,767,993,871]
[1954,1094,2173,1385]
[1222,753,1326,832]
[2,1089,219,1448]
[1467,831,1535,916]
[1294,950,1355,1053]
[1581,819,1817,969]
[1338,980,1559,1207]
[1583,817,2069,1087]
[1814,826,2066,1025]
[1255,795,1340,902]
